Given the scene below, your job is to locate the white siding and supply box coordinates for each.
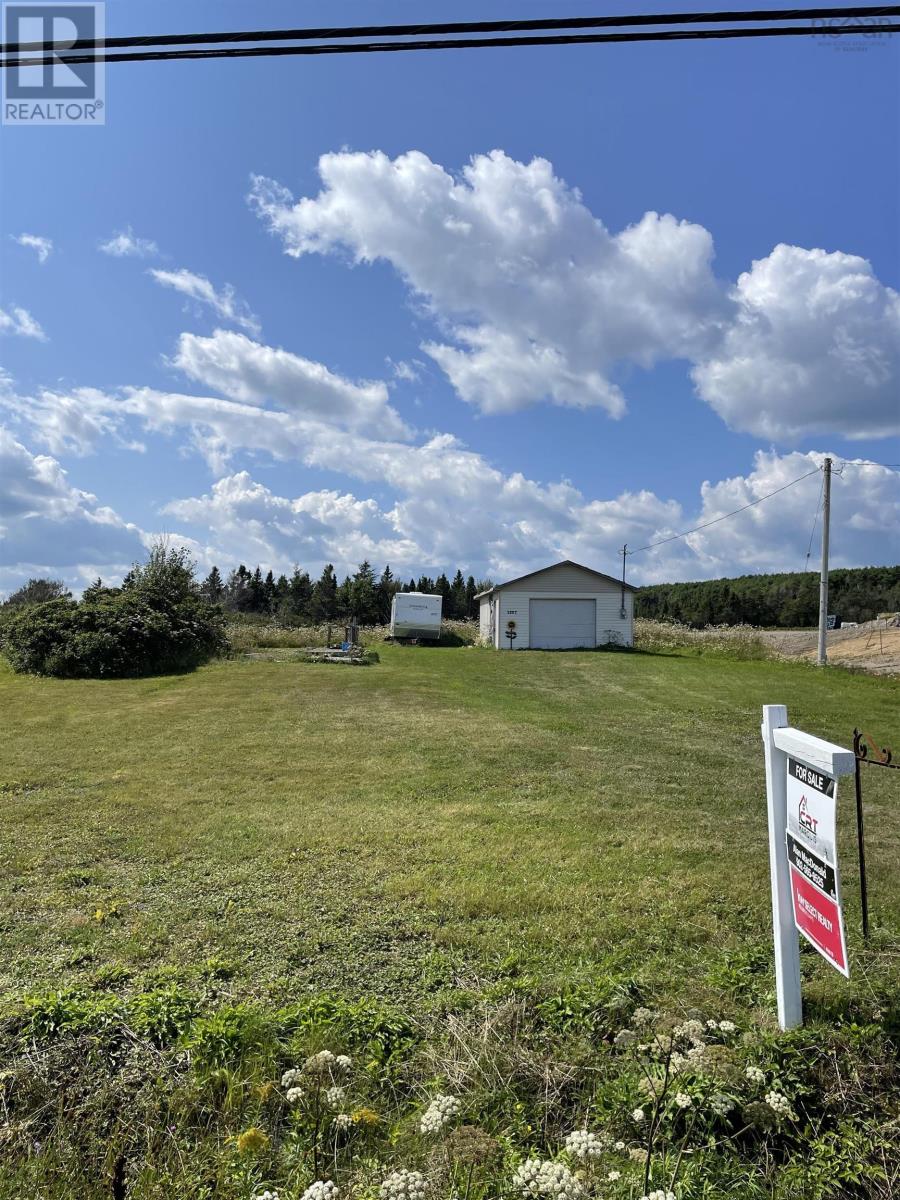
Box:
[478,595,492,643]
[510,563,617,593]
[494,582,633,649]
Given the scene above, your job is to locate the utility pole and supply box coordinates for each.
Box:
[620,543,627,618]
[817,457,832,667]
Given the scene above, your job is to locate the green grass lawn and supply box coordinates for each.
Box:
[1,645,897,1020]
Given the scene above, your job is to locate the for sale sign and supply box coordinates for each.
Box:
[785,757,849,977]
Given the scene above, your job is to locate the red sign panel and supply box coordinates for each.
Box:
[788,864,849,977]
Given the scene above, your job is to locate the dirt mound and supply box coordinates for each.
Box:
[762,620,900,676]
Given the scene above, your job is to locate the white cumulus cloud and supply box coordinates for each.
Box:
[692,245,900,440]
[250,148,900,441]
[98,227,159,258]
[149,268,260,335]
[0,425,147,594]
[171,329,410,439]
[249,150,724,418]
[0,305,46,340]
[13,233,53,264]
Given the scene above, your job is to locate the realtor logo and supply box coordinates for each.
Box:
[798,795,819,837]
[3,3,105,124]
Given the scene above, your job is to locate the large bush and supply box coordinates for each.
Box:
[0,547,226,678]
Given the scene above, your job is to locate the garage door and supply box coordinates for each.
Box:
[529,599,596,649]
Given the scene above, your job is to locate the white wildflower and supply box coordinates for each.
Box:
[719,1020,737,1034]
[614,1140,625,1150]
[419,1092,461,1135]
[669,1052,687,1074]
[674,1019,705,1045]
[254,1192,280,1200]
[674,1092,693,1109]
[564,1129,606,1160]
[301,1184,339,1200]
[686,1045,705,1063]
[765,1090,795,1119]
[632,1007,655,1027]
[706,1019,719,1031]
[614,1029,636,1048]
[710,1093,733,1117]
[304,1050,337,1076]
[286,1086,304,1105]
[640,1191,676,1200]
[632,1107,646,1124]
[607,1170,621,1182]
[334,1113,353,1131]
[281,1067,302,1088]
[380,1170,427,1200]
[324,1085,345,1109]
[513,1159,582,1199]
[745,1065,765,1085]
[335,1053,352,1074]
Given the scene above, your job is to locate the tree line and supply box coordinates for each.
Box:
[635,565,900,628]
[197,562,493,625]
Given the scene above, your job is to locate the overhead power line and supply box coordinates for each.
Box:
[2,6,897,67]
[628,465,822,556]
[3,5,898,53]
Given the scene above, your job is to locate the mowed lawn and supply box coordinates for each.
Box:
[1,645,897,1017]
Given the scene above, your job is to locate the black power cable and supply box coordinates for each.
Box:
[2,5,898,54]
[2,16,897,68]
[627,466,822,557]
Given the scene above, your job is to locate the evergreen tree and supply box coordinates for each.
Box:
[284,568,312,620]
[225,565,252,612]
[335,575,353,618]
[417,574,435,594]
[247,566,265,613]
[449,569,466,619]
[377,564,397,623]
[263,569,277,613]
[435,573,452,612]
[309,564,338,622]
[200,566,225,604]
[465,575,477,619]
[350,561,380,624]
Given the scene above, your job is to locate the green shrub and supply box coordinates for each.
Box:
[0,546,226,678]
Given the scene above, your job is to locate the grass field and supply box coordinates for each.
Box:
[2,642,897,1017]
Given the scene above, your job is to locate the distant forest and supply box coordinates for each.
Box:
[198,562,491,625]
[634,565,900,628]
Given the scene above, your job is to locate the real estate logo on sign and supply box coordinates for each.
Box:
[785,756,849,977]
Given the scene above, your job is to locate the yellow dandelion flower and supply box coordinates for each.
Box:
[254,1081,276,1102]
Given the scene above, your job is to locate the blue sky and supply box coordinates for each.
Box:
[1,0,899,593]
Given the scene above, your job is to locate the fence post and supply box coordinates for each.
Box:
[761,704,803,1029]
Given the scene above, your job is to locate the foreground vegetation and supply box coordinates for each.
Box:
[0,642,897,1196]
[0,547,225,678]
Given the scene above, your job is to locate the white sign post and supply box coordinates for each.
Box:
[761,706,854,1029]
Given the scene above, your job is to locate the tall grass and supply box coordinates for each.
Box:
[226,619,480,653]
[634,618,775,661]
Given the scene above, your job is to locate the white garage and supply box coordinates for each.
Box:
[477,560,637,650]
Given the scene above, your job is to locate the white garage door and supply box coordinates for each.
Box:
[529,599,597,649]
